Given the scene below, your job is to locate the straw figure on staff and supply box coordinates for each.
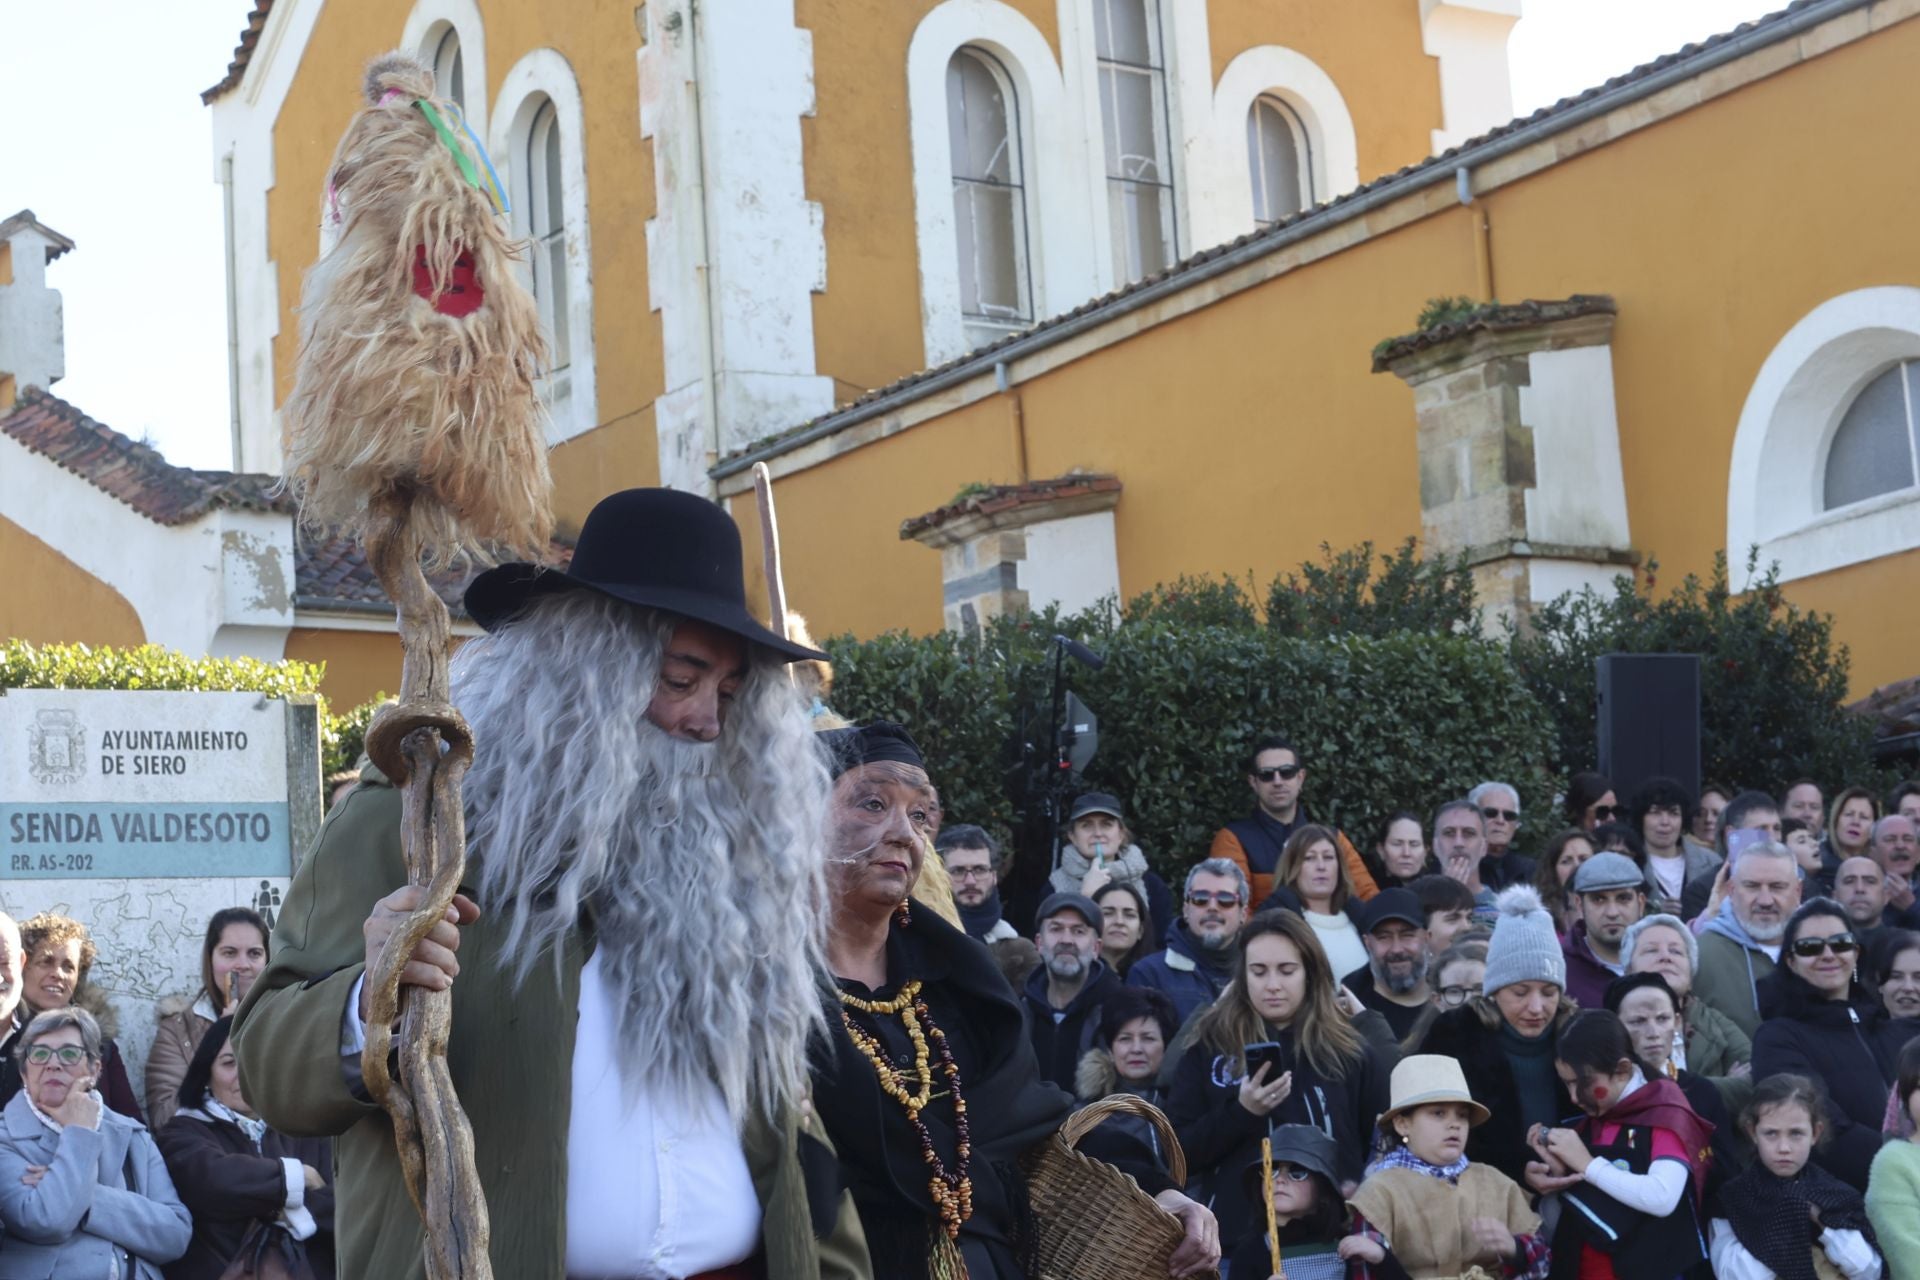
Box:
[245,51,551,1280]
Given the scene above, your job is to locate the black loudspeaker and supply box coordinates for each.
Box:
[1596,654,1702,805]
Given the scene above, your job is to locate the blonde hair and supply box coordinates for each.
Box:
[1194,909,1363,1077]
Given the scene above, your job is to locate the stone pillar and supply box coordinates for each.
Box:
[901,475,1122,636]
[0,210,74,409]
[1374,296,1638,632]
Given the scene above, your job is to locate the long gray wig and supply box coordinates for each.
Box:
[454,590,832,1125]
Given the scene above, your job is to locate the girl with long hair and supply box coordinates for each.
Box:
[1166,909,1389,1248]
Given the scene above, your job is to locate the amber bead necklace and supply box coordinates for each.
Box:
[839,978,975,1239]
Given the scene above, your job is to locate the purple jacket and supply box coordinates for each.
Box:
[1560,923,1624,1010]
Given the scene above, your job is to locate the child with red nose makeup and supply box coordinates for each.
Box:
[1525,1009,1715,1280]
[1346,1054,1548,1280]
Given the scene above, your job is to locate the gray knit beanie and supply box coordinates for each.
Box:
[1482,885,1566,995]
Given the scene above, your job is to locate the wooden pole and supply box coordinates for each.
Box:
[359,484,492,1280]
[1263,1135,1283,1280]
[751,462,789,640]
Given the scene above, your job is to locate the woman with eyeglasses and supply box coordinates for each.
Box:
[1565,771,1619,833]
[1753,898,1920,1190]
[1166,910,1389,1247]
[0,1007,190,1277]
[1394,940,1487,1057]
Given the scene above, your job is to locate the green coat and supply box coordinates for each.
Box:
[232,764,870,1279]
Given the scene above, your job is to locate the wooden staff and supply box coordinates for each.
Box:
[359,484,490,1280]
[751,462,789,640]
[1263,1135,1283,1280]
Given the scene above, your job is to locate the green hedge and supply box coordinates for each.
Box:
[827,610,1559,882]
[0,640,387,778]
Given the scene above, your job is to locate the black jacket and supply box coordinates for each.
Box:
[1481,849,1538,892]
[1417,1001,1570,1187]
[1751,969,1920,1190]
[1022,958,1121,1092]
[156,1109,336,1280]
[1164,1025,1388,1247]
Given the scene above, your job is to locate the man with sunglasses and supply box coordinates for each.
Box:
[1126,858,1251,1024]
[1210,735,1378,909]
[1467,780,1536,891]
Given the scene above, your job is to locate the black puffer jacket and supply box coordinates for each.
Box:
[1164,1026,1388,1248]
[1416,997,1578,1187]
[1752,969,1920,1190]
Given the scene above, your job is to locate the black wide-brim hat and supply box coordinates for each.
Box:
[463,487,827,663]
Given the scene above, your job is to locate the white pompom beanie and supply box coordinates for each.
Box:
[1482,885,1567,995]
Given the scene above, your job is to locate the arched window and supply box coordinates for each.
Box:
[521,96,570,375]
[1247,94,1313,229]
[947,48,1031,347]
[1824,360,1920,510]
[1094,0,1176,283]
[430,26,466,114]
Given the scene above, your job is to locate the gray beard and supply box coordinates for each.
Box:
[1373,952,1429,995]
[455,594,832,1124]
[1047,952,1088,982]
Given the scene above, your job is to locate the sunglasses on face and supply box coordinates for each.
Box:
[24,1045,86,1068]
[1254,765,1304,782]
[1480,808,1519,823]
[1186,892,1244,908]
[1270,1165,1313,1183]
[1790,933,1858,959]
[1589,805,1622,821]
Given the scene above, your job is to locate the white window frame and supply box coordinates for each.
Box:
[1091,0,1179,285]
[1728,287,1920,590]
[906,0,1100,366]
[400,0,488,141]
[490,49,597,446]
[1247,94,1314,229]
[948,46,1034,349]
[1197,46,1359,247]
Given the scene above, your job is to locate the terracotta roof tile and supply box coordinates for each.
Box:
[718,0,1857,474]
[900,474,1121,540]
[0,387,571,621]
[201,0,276,104]
[1370,295,1618,370]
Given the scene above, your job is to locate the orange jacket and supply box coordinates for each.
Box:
[1208,822,1380,908]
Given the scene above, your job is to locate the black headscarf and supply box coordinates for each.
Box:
[818,720,925,777]
[1719,1159,1878,1280]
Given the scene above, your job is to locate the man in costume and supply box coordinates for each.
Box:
[233,488,870,1279]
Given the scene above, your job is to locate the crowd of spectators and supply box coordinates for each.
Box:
[932,736,1920,1278]
[0,907,334,1276]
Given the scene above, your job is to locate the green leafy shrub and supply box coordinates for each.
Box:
[827,613,1558,882]
[1508,551,1882,795]
[321,692,393,778]
[1265,540,1476,639]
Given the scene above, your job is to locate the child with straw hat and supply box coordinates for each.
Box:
[1344,1055,1549,1280]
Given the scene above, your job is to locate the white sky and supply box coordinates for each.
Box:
[0,0,1786,472]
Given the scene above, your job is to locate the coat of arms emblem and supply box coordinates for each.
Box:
[28,709,85,785]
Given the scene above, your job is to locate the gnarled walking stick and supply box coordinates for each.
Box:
[280,53,552,1280]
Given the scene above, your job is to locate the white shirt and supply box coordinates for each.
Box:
[342,954,761,1278]
[1304,910,1370,982]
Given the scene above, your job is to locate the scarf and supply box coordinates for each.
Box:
[1719,1160,1877,1280]
[1582,1071,1715,1197]
[206,1097,270,1147]
[1055,842,1151,892]
[957,887,1008,940]
[1367,1142,1471,1182]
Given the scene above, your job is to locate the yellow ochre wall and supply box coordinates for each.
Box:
[0,516,146,648]
[265,0,663,535]
[281,628,407,710]
[753,14,1920,695]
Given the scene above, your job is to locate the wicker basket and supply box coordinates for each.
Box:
[1021,1094,1219,1280]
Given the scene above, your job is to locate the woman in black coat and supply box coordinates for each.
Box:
[1165,910,1389,1248]
[155,1017,335,1280]
[1752,897,1920,1191]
